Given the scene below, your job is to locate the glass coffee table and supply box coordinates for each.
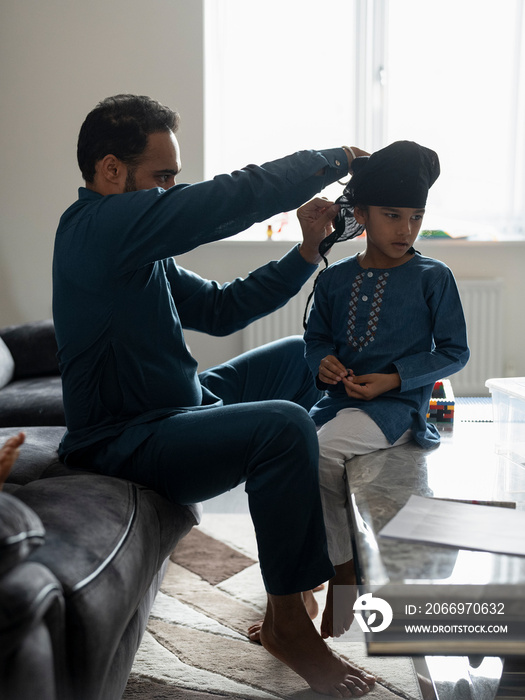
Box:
[345,400,525,698]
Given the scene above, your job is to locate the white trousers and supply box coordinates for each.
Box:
[317,408,412,566]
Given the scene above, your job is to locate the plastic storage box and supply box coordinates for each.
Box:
[486,377,525,466]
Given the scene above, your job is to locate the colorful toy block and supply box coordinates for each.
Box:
[427,379,455,422]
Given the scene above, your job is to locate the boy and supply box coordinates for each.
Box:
[303,141,470,637]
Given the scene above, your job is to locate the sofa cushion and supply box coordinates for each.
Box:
[17,473,195,591]
[0,338,15,390]
[0,377,65,428]
[0,320,59,379]
[19,475,141,594]
[0,492,45,577]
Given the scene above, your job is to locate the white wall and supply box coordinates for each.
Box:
[0,0,204,324]
[1,0,524,387]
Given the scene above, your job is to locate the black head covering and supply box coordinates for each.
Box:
[320,140,440,258]
[303,141,440,329]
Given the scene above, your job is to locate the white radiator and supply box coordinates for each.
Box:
[454,279,504,395]
[242,278,504,396]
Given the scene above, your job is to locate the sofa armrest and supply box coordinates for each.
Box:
[0,495,68,699]
[0,492,45,576]
[0,561,67,700]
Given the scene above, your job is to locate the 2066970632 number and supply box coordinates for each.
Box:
[423,602,505,616]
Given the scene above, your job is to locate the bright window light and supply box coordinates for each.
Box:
[204,0,525,240]
[385,0,525,238]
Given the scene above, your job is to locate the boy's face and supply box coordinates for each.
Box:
[354,205,425,266]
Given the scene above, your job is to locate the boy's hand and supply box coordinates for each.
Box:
[342,372,401,400]
[297,198,341,264]
[318,355,348,385]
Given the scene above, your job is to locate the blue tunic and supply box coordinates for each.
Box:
[52,148,349,458]
[304,253,470,446]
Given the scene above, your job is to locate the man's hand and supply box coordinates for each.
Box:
[342,373,401,400]
[343,146,369,172]
[297,198,340,264]
[318,355,348,385]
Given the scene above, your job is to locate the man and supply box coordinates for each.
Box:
[52,94,374,697]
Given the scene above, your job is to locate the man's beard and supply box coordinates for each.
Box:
[124,168,137,192]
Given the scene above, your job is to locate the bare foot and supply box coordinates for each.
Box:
[260,592,375,697]
[0,432,25,490]
[321,560,357,639]
[248,619,264,642]
[249,587,321,642]
[303,589,319,620]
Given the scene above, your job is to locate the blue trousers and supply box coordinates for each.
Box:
[89,336,334,595]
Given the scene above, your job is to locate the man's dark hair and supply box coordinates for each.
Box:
[77,94,180,183]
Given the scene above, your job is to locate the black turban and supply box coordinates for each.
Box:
[320,141,440,257]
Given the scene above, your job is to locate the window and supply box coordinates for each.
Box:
[204,0,525,240]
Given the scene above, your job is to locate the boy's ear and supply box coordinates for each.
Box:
[353,206,367,225]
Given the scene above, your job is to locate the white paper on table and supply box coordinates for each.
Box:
[379,494,525,557]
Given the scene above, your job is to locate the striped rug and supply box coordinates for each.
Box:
[123,513,424,699]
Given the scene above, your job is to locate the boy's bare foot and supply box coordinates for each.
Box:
[249,587,322,642]
[248,620,264,642]
[261,591,375,697]
[321,560,357,639]
[0,432,25,490]
[303,589,319,620]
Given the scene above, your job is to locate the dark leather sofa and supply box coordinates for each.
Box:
[0,321,200,700]
[0,320,65,428]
